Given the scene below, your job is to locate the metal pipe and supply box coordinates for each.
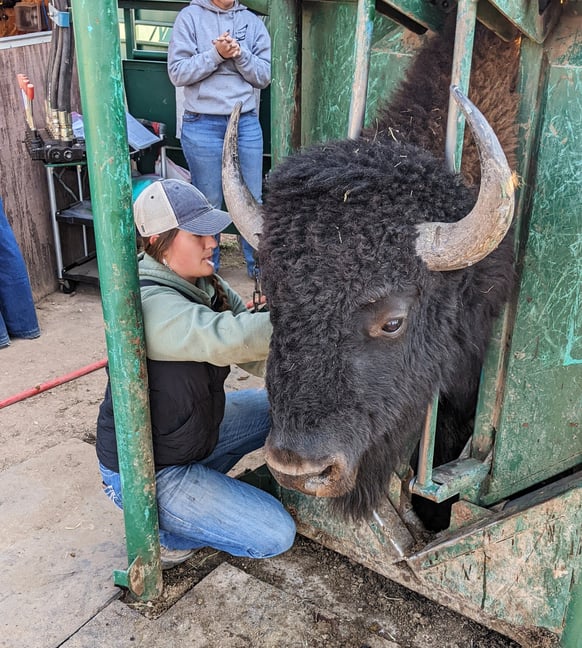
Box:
[71,0,162,600]
[347,0,376,139]
[269,0,301,163]
[45,166,65,279]
[444,0,478,173]
[415,394,439,488]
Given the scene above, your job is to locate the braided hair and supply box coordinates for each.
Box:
[140,231,231,312]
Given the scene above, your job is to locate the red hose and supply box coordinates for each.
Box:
[0,358,108,410]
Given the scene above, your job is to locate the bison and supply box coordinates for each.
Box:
[223,18,520,526]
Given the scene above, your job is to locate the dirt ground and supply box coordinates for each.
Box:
[0,238,536,647]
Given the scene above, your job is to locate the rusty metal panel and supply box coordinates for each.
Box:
[278,471,580,643]
[483,9,582,504]
[408,474,582,637]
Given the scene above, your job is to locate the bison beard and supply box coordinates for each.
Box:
[258,18,520,525]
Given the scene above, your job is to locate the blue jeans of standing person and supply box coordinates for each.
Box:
[181,111,263,276]
[0,197,41,348]
[99,388,296,558]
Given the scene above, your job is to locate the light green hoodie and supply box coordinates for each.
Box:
[138,252,270,376]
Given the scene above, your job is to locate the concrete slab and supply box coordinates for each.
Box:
[0,439,126,648]
[63,562,385,648]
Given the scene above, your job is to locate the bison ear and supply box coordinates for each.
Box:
[221,101,264,251]
[415,86,516,272]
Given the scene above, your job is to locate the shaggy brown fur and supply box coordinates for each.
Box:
[366,18,520,185]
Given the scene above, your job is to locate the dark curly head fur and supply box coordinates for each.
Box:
[260,134,514,520]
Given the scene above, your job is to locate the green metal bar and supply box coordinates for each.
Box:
[414,394,438,489]
[269,0,301,163]
[444,0,478,173]
[347,0,376,138]
[71,0,163,600]
[561,572,582,647]
[122,8,136,59]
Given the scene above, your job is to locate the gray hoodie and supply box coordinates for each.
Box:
[167,0,271,115]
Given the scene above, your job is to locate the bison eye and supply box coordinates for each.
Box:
[363,290,416,339]
[382,318,404,335]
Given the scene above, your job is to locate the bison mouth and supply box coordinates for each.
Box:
[264,448,357,498]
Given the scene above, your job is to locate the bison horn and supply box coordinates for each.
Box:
[415,86,516,271]
[222,101,263,250]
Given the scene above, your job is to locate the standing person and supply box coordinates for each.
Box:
[0,197,41,349]
[167,0,271,278]
[96,179,295,568]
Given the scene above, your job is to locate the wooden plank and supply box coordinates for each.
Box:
[0,39,82,300]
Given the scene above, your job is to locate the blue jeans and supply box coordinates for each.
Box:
[181,111,263,275]
[0,197,41,348]
[100,389,295,558]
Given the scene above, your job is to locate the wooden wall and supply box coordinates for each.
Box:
[0,37,81,301]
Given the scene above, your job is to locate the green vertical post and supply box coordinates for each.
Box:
[347,0,376,138]
[444,0,478,173]
[71,0,162,600]
[269,0,301,163]
[561,572,582,647]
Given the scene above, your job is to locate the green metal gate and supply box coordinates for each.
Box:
[71,0,581,643]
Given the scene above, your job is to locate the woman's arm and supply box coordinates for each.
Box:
[167,11,224,87]
[141,287,272,365]
[233,17,271,89]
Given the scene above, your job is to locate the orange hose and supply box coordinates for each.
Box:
[0,358,108,410]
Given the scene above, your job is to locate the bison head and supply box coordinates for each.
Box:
[223,89,515,520]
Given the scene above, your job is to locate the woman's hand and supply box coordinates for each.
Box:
[246,294,267,312]
[213,32,241,59]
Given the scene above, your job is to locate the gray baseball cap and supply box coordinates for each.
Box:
[133,179,232,237]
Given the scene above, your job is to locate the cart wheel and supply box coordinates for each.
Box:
[60,279,77,294]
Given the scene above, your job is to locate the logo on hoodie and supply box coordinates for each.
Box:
[234,25,248,42]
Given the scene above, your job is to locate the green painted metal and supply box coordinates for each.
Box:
[414,395,439,490]
[378,0,446,32]
[482,7,582,505]
[471,35,547,462]
[269,0,301,162]
[347,0,377,137]
[301,1,408,145]
[488,0,562,44]
[72,0,163,600]
[409,475,582,638]
[288,471,581,643]
[561,570,582,648]
[412,458,490,503]
[444,0,477,173]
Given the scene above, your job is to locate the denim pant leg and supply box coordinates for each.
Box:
[0,313,10,348]
[100,389,295,557]
[181,113,225,269]
[235,113,263,275]
[180,112,263,273]
[0,197,40,341]
[156,388,295,557]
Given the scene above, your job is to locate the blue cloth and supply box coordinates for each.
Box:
[99,388,296,558]
[180,110,263,276]
[0,197,40,348]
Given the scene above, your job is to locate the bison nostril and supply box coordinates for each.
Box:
[305,464,334,489]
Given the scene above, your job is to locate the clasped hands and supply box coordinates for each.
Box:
[213,31,241,59]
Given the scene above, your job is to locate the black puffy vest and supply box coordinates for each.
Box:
[96,282,231,472]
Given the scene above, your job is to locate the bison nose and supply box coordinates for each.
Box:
[264,441,356,498]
